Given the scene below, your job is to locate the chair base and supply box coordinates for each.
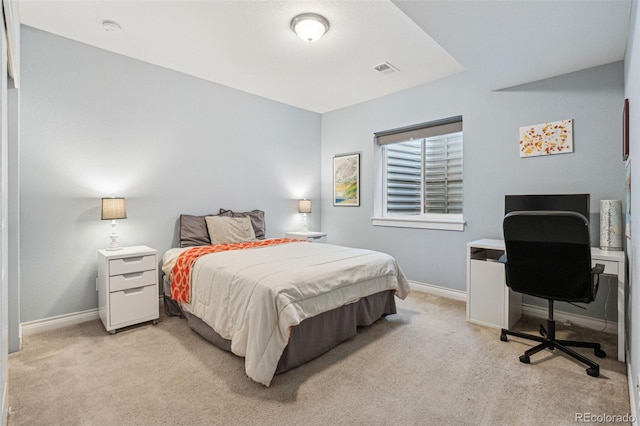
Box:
[500,319,606,377]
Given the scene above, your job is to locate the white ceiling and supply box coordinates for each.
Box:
[19,0,632,114]
[393,0,632,91]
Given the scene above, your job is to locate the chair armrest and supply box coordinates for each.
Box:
[591,263,605,300]
[591,263,605,275]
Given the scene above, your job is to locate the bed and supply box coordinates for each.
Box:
[162,211,411,386]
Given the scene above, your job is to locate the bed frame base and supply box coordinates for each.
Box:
[164,291,397,375]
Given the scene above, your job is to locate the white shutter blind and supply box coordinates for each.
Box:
[385,141,421,214]
[424,132,463,214]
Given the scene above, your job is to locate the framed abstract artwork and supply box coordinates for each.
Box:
[623,98,629,161]
[519,119,573,158]
[333,153,360,206]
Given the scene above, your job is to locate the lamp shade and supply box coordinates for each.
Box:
[291,13,329,43]
[101,197,127,220]
[298,199,312,214]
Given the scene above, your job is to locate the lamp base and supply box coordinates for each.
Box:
[106,222,122,250]
[106,240,123,250]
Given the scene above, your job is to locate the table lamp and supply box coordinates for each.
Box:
[101,197,127,250]
[298,199,311,232]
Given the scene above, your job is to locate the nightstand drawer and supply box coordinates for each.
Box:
[110,270,156,292]
[109,285,157,327]
[109,255,156,276]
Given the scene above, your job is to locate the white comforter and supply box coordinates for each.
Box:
[162,241,410,386]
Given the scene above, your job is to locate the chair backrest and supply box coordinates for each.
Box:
[503,211,594,303]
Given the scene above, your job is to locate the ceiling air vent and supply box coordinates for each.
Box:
[373,62,399,75]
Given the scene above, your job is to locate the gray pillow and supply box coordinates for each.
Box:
[179,214,214,247]
[205,216,256,244]
[219,209,265,240]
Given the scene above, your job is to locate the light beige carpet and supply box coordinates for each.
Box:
[8,292,630,426]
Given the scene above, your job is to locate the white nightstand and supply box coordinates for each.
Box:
[285,231,327,243]
[97,245,159,334]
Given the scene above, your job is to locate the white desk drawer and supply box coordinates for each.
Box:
[593,260,617,276]
[109,255,155,276]
[109,285,157,327]
[110,270,156,292]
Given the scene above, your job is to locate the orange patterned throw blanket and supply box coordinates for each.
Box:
[170,238,303,303]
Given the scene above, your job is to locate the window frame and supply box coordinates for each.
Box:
[372,116,466,231]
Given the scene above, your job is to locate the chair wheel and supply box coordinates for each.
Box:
[586,367,599,377]
[500,333,508,342]
[594,348,606,358]
[519,355,530,364]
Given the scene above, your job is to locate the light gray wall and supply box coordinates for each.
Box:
[321,62,625,321]
[624,0,639,414]
[0,9,8,421]
[20,26,321,323]
[19,24,627,326]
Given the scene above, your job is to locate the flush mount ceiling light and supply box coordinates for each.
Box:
[102,20,121,32]
[290,13,329,43]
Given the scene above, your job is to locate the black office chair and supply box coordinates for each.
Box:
[499,211,606,377]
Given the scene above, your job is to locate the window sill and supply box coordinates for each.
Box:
[371,216,466,231]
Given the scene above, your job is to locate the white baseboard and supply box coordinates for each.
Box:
[20,293,613,341]
[521,303,618,335]
[20,296,165,339]
[409,280,467,302]
[628,358,638,426]
[409,281,617,335]
[21,308,99,337]
[2,379,7,426]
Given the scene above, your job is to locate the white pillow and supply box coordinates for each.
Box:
[205,215,256,245]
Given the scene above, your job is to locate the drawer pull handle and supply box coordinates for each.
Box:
[122,256,144,263]
[123,272,144,279]
[123,287,144,295]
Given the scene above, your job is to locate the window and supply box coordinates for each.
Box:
[373,116,464,231]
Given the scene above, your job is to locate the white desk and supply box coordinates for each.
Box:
[467,239,626,362]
